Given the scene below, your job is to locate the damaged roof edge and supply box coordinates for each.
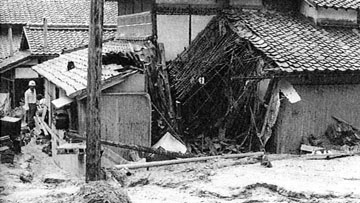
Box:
[74,71,138,100]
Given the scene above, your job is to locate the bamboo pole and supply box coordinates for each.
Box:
[114,152,264,170]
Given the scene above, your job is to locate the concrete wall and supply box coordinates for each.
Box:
[157,15,214,60]
[275,83,360,154]
[300,0,357,26]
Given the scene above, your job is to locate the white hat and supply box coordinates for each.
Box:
[29,80,36,86]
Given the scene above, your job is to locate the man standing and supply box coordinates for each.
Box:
[24,80,37,130]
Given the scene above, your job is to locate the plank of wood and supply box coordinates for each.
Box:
[300,144,324,152]
[66,132,194,159]
[304,153,354,160]
[35,115,49,136]
[37,115,60,139]
[114,152,264,170]
[260,81,280,147]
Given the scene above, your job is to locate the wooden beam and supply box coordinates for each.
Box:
[86,0,104,182]
[67,132,194,158]
[114,152,264,170]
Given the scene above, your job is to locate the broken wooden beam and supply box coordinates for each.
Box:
[304,153,354,160]
[66,132,194,159]
[114,152,264,170]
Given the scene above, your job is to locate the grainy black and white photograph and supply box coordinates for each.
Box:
[1,0,360,202]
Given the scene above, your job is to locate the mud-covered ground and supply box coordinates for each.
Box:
[1,140,360,203]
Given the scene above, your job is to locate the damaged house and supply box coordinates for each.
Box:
[31,40,155,175]
[169,0,360,154]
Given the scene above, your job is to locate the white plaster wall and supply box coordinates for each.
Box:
[230,0,262,7]
[300,0,318,23]
[156,0,217,4]
[157,15,214,60]
[318,7,357,23]
[300,0,357,25]
[15,67,39,79]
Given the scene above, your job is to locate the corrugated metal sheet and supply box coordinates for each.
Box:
[101,93,151,156]
[275,84,360,153]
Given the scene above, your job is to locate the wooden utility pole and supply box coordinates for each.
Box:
[86,0,104,182]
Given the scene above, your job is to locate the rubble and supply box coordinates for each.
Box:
[325,117,360,146]
[68,181,132,203]
[19,171,33,183]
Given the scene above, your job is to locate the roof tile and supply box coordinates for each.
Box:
[24,27,116,55]
[227,10,360,73]
[0,0,117,25]
[32,41,146,97]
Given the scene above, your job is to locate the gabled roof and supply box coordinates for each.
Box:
[227,10,360,73]
[32,40,150,98]
[23,25,116,56]
[310,0,360,9]
[0,0,118,25]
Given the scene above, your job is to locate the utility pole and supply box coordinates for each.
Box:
[86,0,104,182]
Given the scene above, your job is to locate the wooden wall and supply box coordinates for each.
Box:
[101,93,151,156]
[274,83,360,154]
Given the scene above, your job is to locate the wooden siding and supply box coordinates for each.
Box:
[101,93,151,156]
[275,83,360,154]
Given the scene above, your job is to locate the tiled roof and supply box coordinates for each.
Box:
[227,10,360,73]
[32,41,147,98]
[0,0,118,25]
[24,26,116,55]
[0,51,31,73]
[311,0,360,9]
[0,31,22,60]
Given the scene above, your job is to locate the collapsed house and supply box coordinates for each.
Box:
[169,1,360,154]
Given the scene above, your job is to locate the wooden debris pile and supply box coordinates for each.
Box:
[325,116,360,146]
[301,116,360,155]
[169,15,276,155]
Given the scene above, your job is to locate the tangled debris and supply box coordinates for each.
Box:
[169,16,277,155]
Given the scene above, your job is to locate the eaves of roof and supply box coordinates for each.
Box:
[0,50,31,73]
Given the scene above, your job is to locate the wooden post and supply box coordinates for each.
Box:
[43,18,48,51]
[188,5,192,45]
[86,0,104,182]
[8,27,13,56]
